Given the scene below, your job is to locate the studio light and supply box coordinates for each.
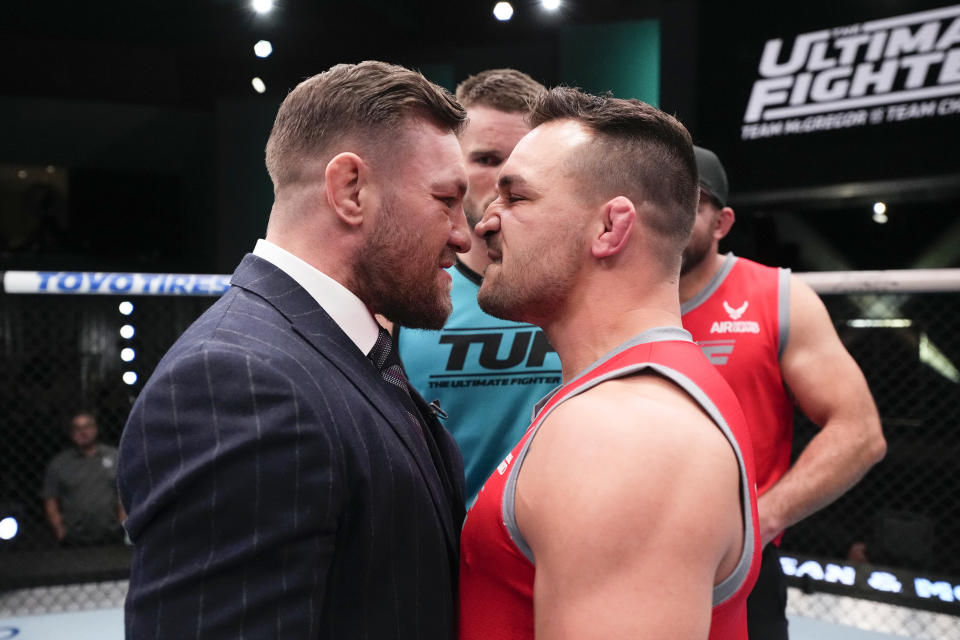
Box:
[120,324,135,339]
[0,517,18,541]
[493,2,514,21]
[251,0,273,15]
[542,0,561,10]
[252,77,267,94]
[873,202,887,215]
[118,301,134,316]
[254,40,273,58]
[121,348,136,362]
[123,371,139,386]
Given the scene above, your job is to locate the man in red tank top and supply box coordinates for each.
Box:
[460,88,760,639]
[680,146,887,638]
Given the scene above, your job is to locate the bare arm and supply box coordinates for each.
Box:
[758,276,886,546]
[517,378,744,639]
[44,497,66,541]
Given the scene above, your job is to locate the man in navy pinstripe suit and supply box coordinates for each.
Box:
[118,60,471,638]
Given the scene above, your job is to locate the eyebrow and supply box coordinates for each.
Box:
[469,148,503,157]
[432,179,467,197]
[498,174,529,191]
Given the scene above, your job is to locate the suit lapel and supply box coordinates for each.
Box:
[230,254,461,555]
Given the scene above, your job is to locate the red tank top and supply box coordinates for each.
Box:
[682,254,793,500]
[459,327,760,640]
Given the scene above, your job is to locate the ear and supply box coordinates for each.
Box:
[591,196,636,258]
[325,152,366,227]
[713,206,735,241]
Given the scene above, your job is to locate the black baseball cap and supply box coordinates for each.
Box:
[693,145,729,207]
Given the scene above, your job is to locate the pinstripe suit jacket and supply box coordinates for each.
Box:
[118,254,466,639]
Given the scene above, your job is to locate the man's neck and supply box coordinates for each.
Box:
[78,443,98,458]
[546,281,683,383]
[679,252,726,304]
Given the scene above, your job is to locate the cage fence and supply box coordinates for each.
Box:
[0,268,957,636]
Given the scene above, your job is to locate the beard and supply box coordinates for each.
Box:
[353,196,453,330]
[477,229,582,328]
[680,230,712,276]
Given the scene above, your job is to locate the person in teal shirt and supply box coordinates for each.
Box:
[398,69,560,503]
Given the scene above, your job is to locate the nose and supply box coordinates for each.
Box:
[449,205,472,254]
[475,201,502,238]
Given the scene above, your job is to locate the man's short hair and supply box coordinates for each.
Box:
[530,87,698,255]
[266,60,466,188]
[455,68,545,114]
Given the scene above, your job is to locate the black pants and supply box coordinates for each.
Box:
[746,544,789,639]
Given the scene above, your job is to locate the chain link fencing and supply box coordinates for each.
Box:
[0,269,958,636]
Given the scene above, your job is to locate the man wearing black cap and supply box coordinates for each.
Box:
[679,146,887,638]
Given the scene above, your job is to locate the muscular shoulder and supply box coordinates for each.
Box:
[520,374,740,526]
[532,374,735,471]
[516,373,743,586]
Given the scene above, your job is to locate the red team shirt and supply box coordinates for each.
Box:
[681,254,793,506]
[459,327,761,640]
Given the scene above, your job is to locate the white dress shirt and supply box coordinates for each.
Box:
[252,239,380,355]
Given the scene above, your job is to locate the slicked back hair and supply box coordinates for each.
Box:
[530,87,698,258]
[265,60,466,188]
[455,68,546,114]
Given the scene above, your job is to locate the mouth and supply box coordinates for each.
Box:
[439,255,456,270]
[485,238,502,263]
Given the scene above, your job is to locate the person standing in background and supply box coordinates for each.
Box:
[680,145,887,638]
[397,69,560,504]
[43,411,124,546]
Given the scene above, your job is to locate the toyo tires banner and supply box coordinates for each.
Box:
[2,271,231,296]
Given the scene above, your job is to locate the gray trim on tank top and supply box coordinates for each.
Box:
[530,326,692,419]
[504,329,756,607]
[778,267,792,359]
[681,252,737,315]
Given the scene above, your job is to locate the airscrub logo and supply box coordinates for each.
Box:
[742,4,960,139]
[709,300,759,335]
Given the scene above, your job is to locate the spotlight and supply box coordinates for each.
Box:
[254,40,273,58]
[118,301,134,316]
[542,0,561,9]
[493,2,514,21]
[120,324,135,339]
[123,371,139,386]
[16,169,27,180]
[252,77,267,94]
[0,517,18,541]
[873,202,886,215]
[251,0,273,14]
[121,348,136,362]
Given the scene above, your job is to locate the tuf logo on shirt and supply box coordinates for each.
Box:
[711,300,761,334]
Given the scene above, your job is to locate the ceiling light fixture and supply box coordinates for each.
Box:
[254,40,273,58]
[493,2,514,21]
[251,0,274,15]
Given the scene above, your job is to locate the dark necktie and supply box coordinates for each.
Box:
[368,326,426,441]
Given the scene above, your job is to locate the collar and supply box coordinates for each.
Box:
[253,239,380,355]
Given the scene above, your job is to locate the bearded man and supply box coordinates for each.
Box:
[119,61,472,639]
